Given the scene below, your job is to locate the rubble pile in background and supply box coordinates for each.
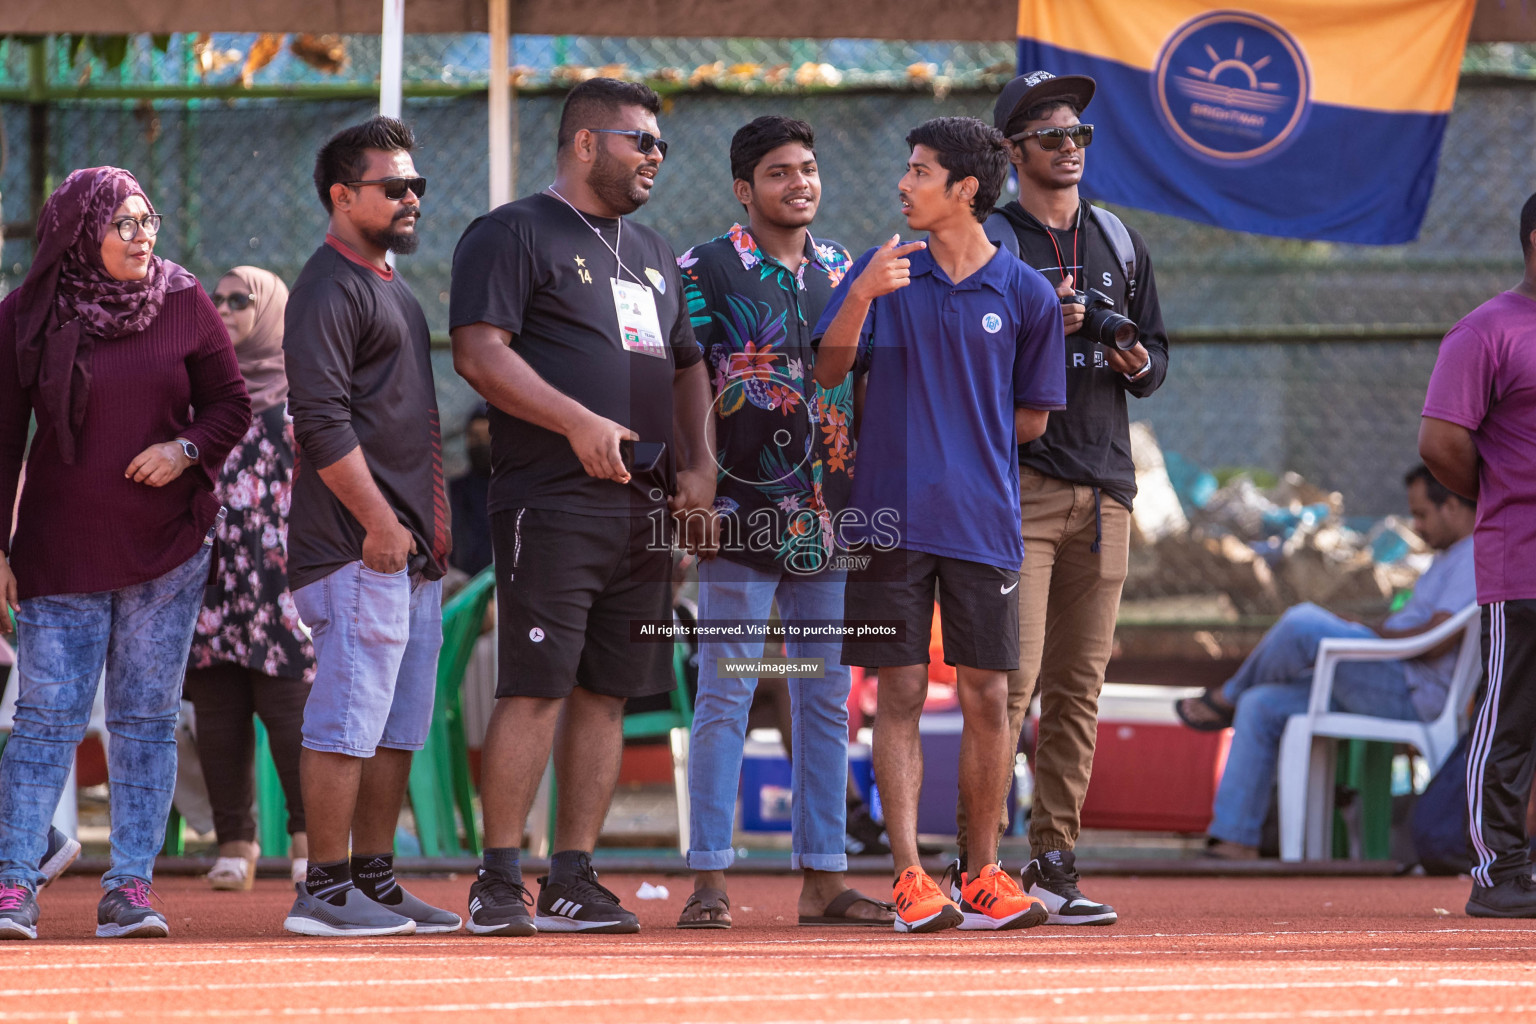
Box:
[1122,424,1429,620]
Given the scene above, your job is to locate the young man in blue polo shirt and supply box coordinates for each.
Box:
[813,116,1066,933]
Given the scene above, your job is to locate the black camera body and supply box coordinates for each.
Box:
[1067,287,1139,351]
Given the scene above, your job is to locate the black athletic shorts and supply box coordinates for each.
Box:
[841,546,1021,671]
[491,508,673,700]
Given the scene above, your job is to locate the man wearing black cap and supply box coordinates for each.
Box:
[944,70,1170,926]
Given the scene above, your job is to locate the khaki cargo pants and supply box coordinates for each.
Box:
[955,466,1130,858]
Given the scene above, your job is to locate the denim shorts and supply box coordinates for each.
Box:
[292,560,443,757]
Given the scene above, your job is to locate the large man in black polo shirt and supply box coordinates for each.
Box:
[450,78,713,936]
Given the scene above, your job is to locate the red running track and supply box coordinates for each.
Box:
[2,873,1534,1023]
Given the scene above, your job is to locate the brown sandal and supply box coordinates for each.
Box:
[798,887,895,926]
[676,887,732,929]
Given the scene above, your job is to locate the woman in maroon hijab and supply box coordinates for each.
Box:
[0,167,250,941]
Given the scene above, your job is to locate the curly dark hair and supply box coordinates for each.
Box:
[904,117,1009,222]
[312,116,415,213]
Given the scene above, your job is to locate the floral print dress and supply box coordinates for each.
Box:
[189,405,315,683]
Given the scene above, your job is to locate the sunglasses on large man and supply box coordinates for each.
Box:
[585,129,669,159]
[1010,124,1095,151]
[344,176,428,201]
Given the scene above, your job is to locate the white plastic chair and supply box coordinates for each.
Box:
[1277,602,1482,861]
[0,654,108,839]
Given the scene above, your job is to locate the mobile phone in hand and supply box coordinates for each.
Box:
[620,440,666,474]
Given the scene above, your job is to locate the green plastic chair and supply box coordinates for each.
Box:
[255,718,289,857]
[405,567,496,857]
[532,641,692,856]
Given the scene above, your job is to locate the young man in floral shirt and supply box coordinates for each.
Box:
[674,116,891,928]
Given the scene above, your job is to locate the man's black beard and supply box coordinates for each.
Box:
[588,145,648,215]
[361,213,421,255]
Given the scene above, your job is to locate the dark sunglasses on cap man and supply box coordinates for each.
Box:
[1010,124,1095,150]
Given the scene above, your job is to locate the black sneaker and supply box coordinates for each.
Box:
[96,880,169,938]
[535,859,639,934]
[40,827,81,888]
[1021,850,1117,926]
[467,870,537,936]
[0,882,39,940]
[1466,874,1536,918]
[845,804,892,857]
[938,856,967,903]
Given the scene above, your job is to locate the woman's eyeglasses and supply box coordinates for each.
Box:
[112,214,163,241]
[585,129,669,159]
[210,291,255,311]
[343,176,428,201]
[1010,124,1095,151]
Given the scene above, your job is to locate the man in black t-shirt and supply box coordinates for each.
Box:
[949,71,1170,926]
[450,78,713,936]
[281,116,460,938]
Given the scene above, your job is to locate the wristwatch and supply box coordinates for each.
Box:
[1124,357,1152,382]
[174,437,199,462]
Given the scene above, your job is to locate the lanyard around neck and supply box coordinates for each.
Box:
[546,186,645,285]
[1045,205,1082,290]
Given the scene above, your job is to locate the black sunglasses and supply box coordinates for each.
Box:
[1010,124,1095,151]
[344,176,428,201]
[210,291,254,311]
[585,129,669,159]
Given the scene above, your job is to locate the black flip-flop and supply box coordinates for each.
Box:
[1175,690,1234,732]
[798,888,895,926]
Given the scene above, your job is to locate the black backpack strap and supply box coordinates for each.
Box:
[984,209,1021,258]
[1087,205,1137,302]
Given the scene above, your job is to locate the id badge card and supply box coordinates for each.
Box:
[611,277,667,359]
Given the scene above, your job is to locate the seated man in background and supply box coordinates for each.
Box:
[1177,464,1476,857]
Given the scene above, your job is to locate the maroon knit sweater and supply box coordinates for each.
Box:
[0,286,251,600]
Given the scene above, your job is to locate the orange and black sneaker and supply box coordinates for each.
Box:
[891,866,962,934]
[959,863,1048,931]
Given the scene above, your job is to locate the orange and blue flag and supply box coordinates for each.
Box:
[1017,0,1476,243]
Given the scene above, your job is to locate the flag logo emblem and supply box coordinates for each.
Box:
[1153,11,1311,164]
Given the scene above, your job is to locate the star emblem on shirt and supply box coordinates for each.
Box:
[573,255,587,267]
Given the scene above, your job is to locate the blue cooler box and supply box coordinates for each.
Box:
[739,733,872,833]
[914,712,1018,836]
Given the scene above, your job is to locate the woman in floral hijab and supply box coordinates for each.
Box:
[186,265,315,892]
[0,167,250,940]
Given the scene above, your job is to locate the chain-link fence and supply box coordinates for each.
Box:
[0,34,1525,621]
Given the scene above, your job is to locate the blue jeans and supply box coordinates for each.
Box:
[687,559,851,872]
[1209,603,1420,846]
[293,562,443,757]
[0,546,212,891]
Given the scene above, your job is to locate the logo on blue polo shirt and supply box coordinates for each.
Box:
[981,313,1003,334]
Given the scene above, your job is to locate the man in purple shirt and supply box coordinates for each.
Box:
[1420,191,1536,918]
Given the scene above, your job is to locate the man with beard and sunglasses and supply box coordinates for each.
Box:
[450,78,713,936]
[280,116,457,937]
[941,71,1170,927]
